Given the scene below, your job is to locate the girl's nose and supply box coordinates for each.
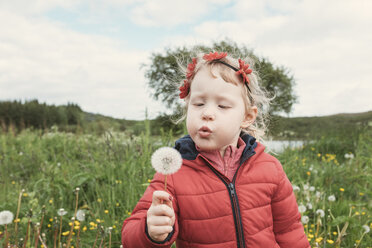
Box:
[202,109,215,121]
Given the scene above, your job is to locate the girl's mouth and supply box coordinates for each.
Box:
[198,126,212,138]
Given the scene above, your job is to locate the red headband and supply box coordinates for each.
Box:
[179,52,252,99]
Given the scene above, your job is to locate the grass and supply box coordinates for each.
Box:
[0,126,371,247]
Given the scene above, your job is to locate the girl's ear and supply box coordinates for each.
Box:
[241,106,258,128]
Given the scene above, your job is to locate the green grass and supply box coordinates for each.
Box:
[0,127,371,247]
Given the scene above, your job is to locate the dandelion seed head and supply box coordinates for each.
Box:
[362,225,370,233]
[309,186,315,192]
[151,147,182,175]
[292,185,300,192]
[298,204,307,213]
[76,210,85,222]
[316,209,325,218]
[0,210,14,225]
[57,208,67,216]
[301,215,309,224]
[303,184,309,191]
[306,203,313,210]
[328,195,336,202]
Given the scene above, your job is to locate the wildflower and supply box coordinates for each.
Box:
[316,191,321,198]
[362,225,370,233]
[301,216,309,224]
[0,210,14,225]
[298,204,307,213]
[292,185,300,192]
[104,210,109,214]
[339,188,345,192]
[83,226,87,232]
[306,203,313,210]
[49,199,53,204]
[327,240,334,244]
[344,153,354,159]
[333,231,337,235]
[151,147,183,175]
[309,186,315,192]
[97,198,102,203]
[116,203,120,207]
[76,210,85,222]
[359,192,364,196]
[57,208,67,216]
[315,237,323,243]
[23,192,28,197]
[306,171,311,176]
[316,209,325,218]
[62,231,70,236]
[328,195,336,202]
[303,184,309,191]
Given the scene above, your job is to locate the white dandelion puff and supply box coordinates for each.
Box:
[57,208,67,216]
[303,184,309,191]
[306,203,313,210]
[292,185,300,192]
[316,209,325,218]
[362,225,370,233]
[328,195,336,202]
[76,210,85,222]
[0,210,14,225]
[309,186,315,192]
[151,147,182,175]
[316,191,321,198]
[301,215,309,224]
[298,204,307,213]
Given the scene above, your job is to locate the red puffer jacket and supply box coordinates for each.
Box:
[122,134,310,248]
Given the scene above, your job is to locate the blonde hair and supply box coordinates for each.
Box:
[175,51,272,142]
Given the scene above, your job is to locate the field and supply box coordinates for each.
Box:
[0,125,371,247]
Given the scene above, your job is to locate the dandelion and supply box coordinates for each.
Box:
[306,203,313,210]
[301,216,309,224]
[151,147,183,191]
[298,204,307,213]
[303,184,309,191]
[362,225,370,233]
[339,188,345,192]
[328,195,336,202]
[316,209,325,218]
[327,240,334,244]
[292,185,300,192]
[76,210,85,222]
[0,210,14,225]
[344,153,354,159]
[57,208,67,216]
[309,186,315,192]
[315,191,321,198]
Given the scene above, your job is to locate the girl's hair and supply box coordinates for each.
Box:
[174,51,272,142]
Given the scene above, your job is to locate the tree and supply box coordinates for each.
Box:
[143,40,297,115]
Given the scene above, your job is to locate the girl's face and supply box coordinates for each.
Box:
[186,67,256,157]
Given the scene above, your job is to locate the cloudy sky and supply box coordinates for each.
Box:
[1,0,371,120]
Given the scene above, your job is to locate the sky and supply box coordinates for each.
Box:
[1,0,371,120]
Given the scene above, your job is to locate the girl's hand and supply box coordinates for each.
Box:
[146,190,175,242]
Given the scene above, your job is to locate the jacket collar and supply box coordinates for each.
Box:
[174,133,257,165]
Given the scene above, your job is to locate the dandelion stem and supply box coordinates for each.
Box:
[23,216,31,248]
[38,234,48,248]
[58,216,63,248]
[164,175,168,191]
[35,208,45,248]
[14,189,24,247]
[93,228,100,248]
[53,226,58,248]
[66,189,79,248]
[4,224,9,248]
[76,225,81,248]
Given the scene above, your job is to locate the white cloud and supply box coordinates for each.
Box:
[0,9,166,120]
[129,0,231,27]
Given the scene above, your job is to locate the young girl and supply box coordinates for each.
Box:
[121,52,310,248]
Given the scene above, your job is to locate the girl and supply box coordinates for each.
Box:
[121,51,310,248]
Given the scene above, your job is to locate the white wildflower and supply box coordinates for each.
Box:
[309,186,315,192]
[316,209,325,218]
[298,204,307,213]
[57,208,67,216]
[292,185,300,192]
[344,153,354,159]
[316,191,321,198]
[19,152,23,156]
[328,195,336,202]
[303,184,309,191]
[301,216,309,224]
[362,225,370,233]
[76,210,85,222]
[306,203,313,210]
[151,147,182,175]
[0,210,14,225]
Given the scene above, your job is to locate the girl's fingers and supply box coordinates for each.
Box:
[149,204,175,219]
[152,190,174,208]
[149,225,173,235]
[148,216,173,226]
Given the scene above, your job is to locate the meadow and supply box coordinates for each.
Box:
[0,125,371,247]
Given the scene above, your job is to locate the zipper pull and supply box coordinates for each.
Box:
[229,183,235,197]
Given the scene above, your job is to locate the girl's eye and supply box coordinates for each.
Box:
[194,103,204,106]
[218,105,230,109]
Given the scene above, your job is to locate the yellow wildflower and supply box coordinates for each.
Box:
[339,188,344,192]
[48,224,51,228]
[116,203,120,207]
[359,192,365,196]
[14,218,20,223]
[333,232,337,235]
[49,218,53,222]
[308,234,314,238]
[83,226,87,232]
[12,181,15,185]
[104,210,109,214]
[327,240,334,244]
[97,198,102,203]
[147,179,152,183]
[23,193,28,197]
[315,237,323,243]
[62,231,70,236]
[306,171,311,176]
[49,199,53,204]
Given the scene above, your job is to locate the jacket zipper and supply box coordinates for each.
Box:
[199,154,254,248]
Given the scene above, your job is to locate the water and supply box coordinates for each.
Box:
[264,140,304,153]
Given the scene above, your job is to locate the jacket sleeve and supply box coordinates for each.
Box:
[271,160,310,248]
[121,172,179,248]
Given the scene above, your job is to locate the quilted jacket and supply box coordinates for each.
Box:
[121,134,310,248]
